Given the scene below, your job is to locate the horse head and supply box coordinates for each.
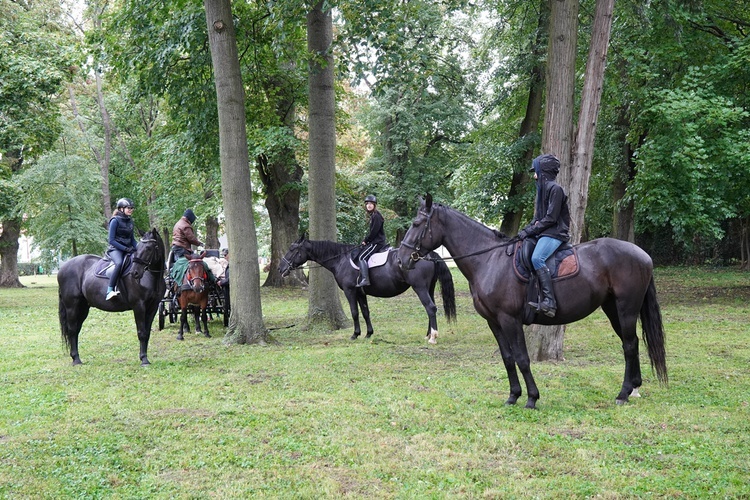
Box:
[186,259,207,293]
[398,194,438,272]
[132,228,165,281]
[279,235,309,278]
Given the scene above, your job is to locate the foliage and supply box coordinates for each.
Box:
[1,268,749,496]
[16,152,107,258]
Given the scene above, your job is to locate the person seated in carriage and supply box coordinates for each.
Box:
[170,208,203,267]
[105,198,137,300]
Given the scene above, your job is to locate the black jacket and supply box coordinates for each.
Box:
[363,210,386,247]
[523,155,570,242]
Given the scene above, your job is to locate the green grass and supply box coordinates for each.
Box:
[0,268,748,498]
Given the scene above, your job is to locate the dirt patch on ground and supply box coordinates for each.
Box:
[656,283,750,306]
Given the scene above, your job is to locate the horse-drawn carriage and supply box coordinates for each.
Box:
[157,249,230,337]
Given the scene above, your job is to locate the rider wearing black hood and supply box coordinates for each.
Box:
[517,154,570,317]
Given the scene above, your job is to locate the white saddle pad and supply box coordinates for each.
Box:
[349,249,391,269]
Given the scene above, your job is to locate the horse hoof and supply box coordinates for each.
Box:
[177,335,184,341]
[72,359,82,366]
[525,400,538,410]
[615,398,628,405]
[504,397,518,406]
[365,333,373,339]
[630,388,641,398]
[204,333,211,338]
[350,334,359,340]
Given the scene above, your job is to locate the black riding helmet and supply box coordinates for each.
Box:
[364,195,377,204]
[116,198,135,209]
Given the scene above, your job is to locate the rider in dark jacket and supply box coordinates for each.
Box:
[517,154,571,317]
[106,198,138,300]
[355,195,386,287]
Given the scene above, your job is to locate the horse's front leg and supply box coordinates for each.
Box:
[343,289,361,340]
[499,317,540,409]
[133,308,152,366]
[193,306,202,335]
[357,294,375,339]
[412,286,439,344]
[488,321,523,405]
[177,306,188,341]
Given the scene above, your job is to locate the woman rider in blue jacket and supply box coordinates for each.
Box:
[106,198,138,300]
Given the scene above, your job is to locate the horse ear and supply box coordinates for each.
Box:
[425,193,433,210]
[137,228,146,237]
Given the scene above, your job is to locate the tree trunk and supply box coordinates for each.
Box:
[612,106,636,243]
[204,0,268,344]
[260,82,305,288]
[569,0,615,245]
[526,0,579,362]
[306,2,348,329]
[0,218,23,288]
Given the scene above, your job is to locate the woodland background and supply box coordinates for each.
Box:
[2,0,749,290]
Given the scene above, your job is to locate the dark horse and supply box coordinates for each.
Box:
[57,228,167,366]
[279,236,457,342]
[176,259,211,341]
[397,195,667,408]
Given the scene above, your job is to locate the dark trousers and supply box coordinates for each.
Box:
[107,248,126,289]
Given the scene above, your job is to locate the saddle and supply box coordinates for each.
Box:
[93,254,135,280]
[348,247,392,270]
[507,239,580,325]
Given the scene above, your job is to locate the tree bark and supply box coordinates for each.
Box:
[204,0,268,344]
[306,2,348,329]
[0,153,24,288]
[568,0,615,245]
[526,0,579,362]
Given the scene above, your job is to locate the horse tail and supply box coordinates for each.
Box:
[431,253,457,323]
[640,277,668,385]
[59,289,72,351]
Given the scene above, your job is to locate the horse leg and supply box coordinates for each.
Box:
[343,289,362,340]
[412,285,438,344]
[178,304,188,341]
[602,299,642,404]
[487,321,523,405]
[193,306,202,335]
[492,317,540,409]
[358,294,375,339]
[133,308,152,366]
[60,298,90,366]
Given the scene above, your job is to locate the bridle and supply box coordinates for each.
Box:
[186,263,206,293]
[400,205,434,264]
[400,203,518,264]
[132,237,164,279]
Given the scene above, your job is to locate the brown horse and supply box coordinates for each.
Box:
[176,259,211,340]
[397,195,667,409]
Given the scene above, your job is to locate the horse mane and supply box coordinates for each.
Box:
[434,202,510,242]
[307,239,359,257]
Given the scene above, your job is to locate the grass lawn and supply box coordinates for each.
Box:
[0,267,748,498]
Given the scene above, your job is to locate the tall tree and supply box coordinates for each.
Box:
[306,1,348,329]
[0,0,76,287]
[203,0,268,344]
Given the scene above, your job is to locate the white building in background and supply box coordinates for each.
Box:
[18,233,41,263]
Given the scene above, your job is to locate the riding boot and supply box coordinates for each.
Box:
[529,266,556,317]
[356,261,370,287]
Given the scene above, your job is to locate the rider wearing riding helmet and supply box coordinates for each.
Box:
[354,194,386,287]
[517,153,571,317]
[106,198,138,300]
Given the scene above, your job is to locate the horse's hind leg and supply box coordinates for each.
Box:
[193,307,203,335]
[60,298,90,365]
[412,285,438,344]
[602,299,642,404]
[178,307,188,341]
[343,289,362,340]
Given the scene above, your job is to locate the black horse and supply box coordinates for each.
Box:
[397,195,667,409]
[57,228,167,366]
[279,236,456,342]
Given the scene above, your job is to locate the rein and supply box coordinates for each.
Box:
[133,237,165,277]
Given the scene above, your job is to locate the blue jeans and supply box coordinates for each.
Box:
[531,236,563,270]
